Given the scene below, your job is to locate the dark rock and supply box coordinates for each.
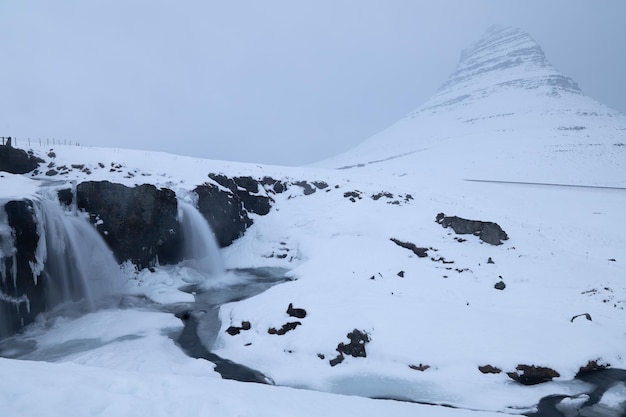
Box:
[286,303,307,319]
[487,257,495,264]
[0,200,45,338]
[478,365,502,374]
[293,181,316,196]
[570,313,592,323]
[336,329,370,358]
[390,238,429,257]
[268,321,301,335]
[194,184,252,248]
[59,181,183,269]
[436,213,509,245]
[329,353,345,367]
[494,281,506,290]
[507,365,560,385]
[343,191,362,202]
[45,169,58,176]
[208,174,271,215]
[0,146,42,174]
[312,181,328,189]
[576,360,609,377]
[397,271,405,278]
[372,192,394,201]
[226,321,252,336]
[409,364,430,371]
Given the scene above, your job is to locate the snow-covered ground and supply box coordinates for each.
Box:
[2,26,626,416]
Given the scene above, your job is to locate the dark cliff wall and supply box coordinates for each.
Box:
[59,181,183,269]
[0,200,46,338]
[0,146,42,174]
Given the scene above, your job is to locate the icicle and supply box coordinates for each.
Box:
[29,201,47,285]
[0,203,16,285]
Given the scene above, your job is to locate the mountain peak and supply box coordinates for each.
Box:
[415,26,581,115]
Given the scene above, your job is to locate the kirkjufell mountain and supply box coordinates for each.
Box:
[1,26,626,417]
[321,26,626,186]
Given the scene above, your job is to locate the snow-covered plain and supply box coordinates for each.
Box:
[2,26,626,416]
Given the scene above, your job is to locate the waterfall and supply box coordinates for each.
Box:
[38,199,125,310]
[178,200,225,278]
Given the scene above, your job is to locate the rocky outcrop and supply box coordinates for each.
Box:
[330,329,370,367]
[390,238,429,257]
[193,184,253,248]
[59,181,183,269]
[0,200,45,338]
[507,364,560,385]
[436,213,508,245]
[0,146,43,174]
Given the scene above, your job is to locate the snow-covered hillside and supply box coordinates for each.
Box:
[1,26,625,416]
[319,26,626,186]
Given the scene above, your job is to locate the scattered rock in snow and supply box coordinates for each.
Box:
[507,365,560,385]
[268,321,301,335]
[436,212,509,245]
[329,353,344,367]
[494,281,506,290]
[337,329,370,358]
[226,321,251,336]
[389,238,429,257]
[577,360,609,376]
[478,365,502,374]
[397,270,405,278]
[487,257,495,264]
[286,303,307,319]
[343,190,362,202]
[570,313,592,323]
[431,256,454,264]
[409,364,431,372]
[329,329,370,366]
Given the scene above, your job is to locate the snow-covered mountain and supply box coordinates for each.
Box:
[1,26,625,417]
[320,26,626,186]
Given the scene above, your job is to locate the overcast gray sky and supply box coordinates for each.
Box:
[1,1,624,166]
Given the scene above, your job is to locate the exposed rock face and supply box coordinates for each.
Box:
[418,26,581,116]
[0,146,42,174]
[436,213,508,245]
[59,181,183,269]
[0,200,45,338]
[194,184,253,248]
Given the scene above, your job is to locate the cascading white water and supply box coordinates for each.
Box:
[38,199,125,309]
[178,200,225,278]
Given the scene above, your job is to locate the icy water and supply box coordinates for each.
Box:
[172,267,290,384]
[0,267,290,384]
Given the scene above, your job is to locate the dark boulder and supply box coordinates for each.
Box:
[0,146,43,174]
[507,365,560,385]
[436,213,509,245]
[0,200,46,338]
[390,238,429,257]
[337,329,370,358]
[286,303,307,319]
[268,321,301,335]
[59,181,183,269]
